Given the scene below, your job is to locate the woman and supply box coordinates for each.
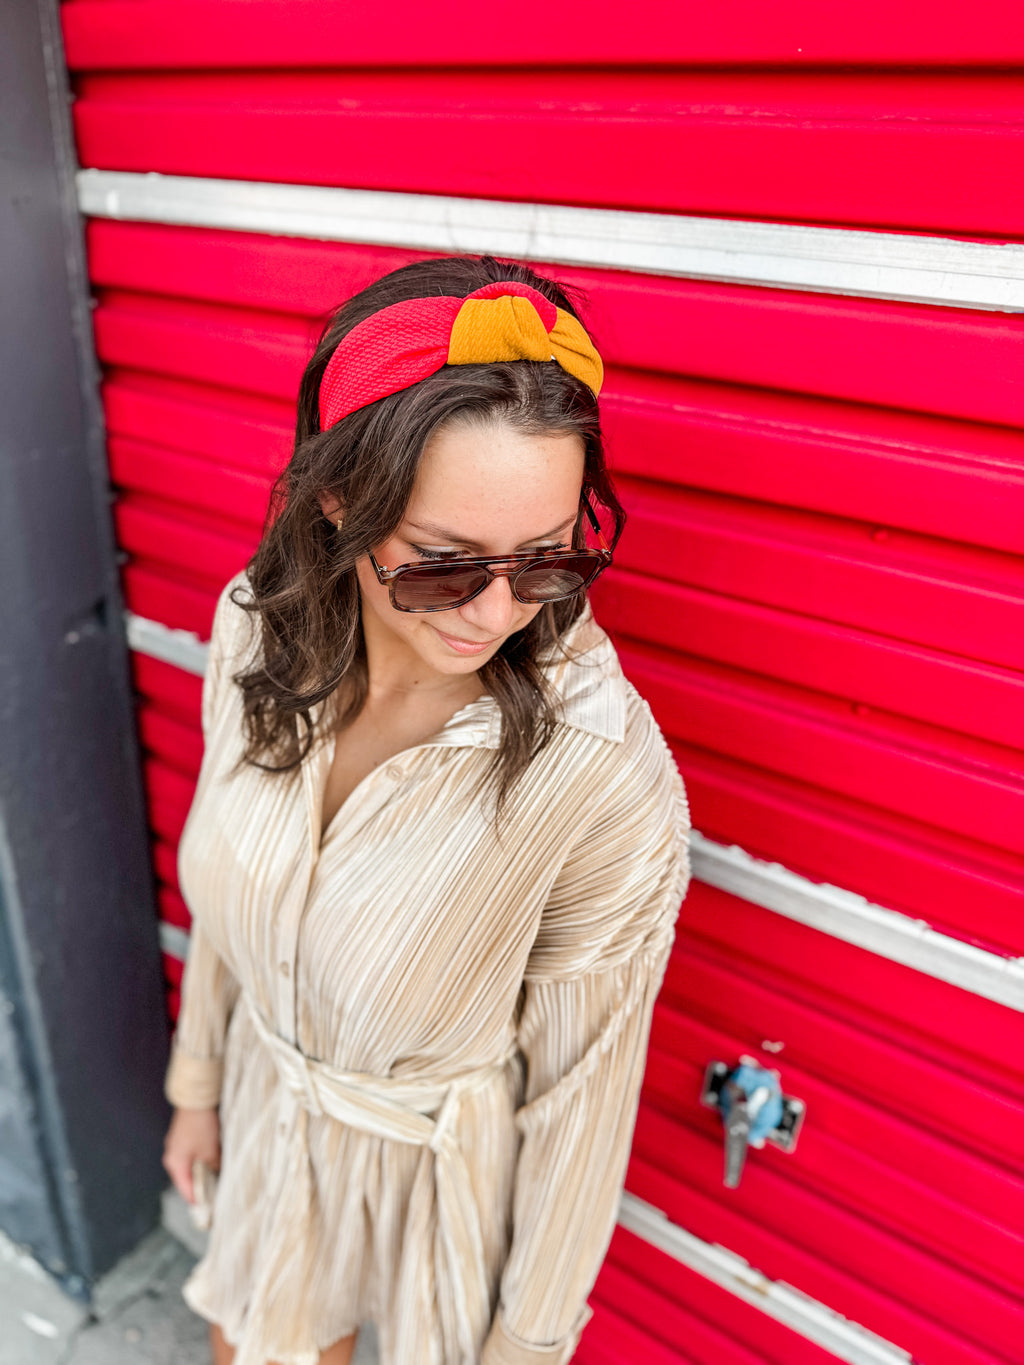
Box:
[161,254,691,1365]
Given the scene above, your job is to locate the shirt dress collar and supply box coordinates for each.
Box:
[306,602,626,757]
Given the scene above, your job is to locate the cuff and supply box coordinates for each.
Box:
[481,1304,594,1365]
[164,1043,224,1110]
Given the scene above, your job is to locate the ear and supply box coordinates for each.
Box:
[318,491,344,524]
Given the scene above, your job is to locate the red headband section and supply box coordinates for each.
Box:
[318,282,582,430]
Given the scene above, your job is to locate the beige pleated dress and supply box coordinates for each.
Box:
[164,568,691,1365]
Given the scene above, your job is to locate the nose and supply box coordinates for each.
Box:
[457,572,518,638]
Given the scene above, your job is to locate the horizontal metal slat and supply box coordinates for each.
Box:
[603,1228,840,1365]
[130,650,202,717]
[84,219,423,318]
[590,1269,759,1365]
[577,265,1024,429]
[99,349,1024,557]
[84,243,1024,429]
[79,171,1024,314]
[92,295,310,400]
[136,703,202,779]
[617,1195,919,1365]
[59,1,1024,68]
[141,760,190,848]
[101,370,293,475]
[628,1136,1013,1365]
[155,880,189,937]
[594,573,1024,753]
[157,918,189,963]
[622,643,1024,855]
[614,481,1024,674]
[113,498,252,591]
[70,85,1024,235]
[678,741,1024,963]
[122,561,219,644]
[659,954,1021,1173]
[649,1001,1023,1290]
[151,837,181,902]
[674,881,1024,1098]
[602,374,1024,558]
[109,436,273,526]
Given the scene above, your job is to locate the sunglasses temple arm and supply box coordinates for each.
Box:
[582,491,612,553]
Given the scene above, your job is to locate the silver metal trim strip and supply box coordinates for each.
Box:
[690,833,1024,1012]
[159,921,191,963]
[78,170,1024,312]
[125,613,208,675]
[130,607,1023,1011]
[618,1193,913,1364]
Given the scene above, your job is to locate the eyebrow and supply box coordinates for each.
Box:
[404,513,578,549]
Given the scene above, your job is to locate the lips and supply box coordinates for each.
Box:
[431,626,500,656]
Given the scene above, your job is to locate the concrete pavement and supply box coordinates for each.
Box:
[0,1189,379,1365]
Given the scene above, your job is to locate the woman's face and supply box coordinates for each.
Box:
[350,418,586,684]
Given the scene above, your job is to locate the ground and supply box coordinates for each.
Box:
[0,1189,379,1365]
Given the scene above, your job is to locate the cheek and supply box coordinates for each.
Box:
[518,602,545,630]
[356,559,401,624]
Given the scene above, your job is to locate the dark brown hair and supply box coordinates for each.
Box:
[230,254,625,814]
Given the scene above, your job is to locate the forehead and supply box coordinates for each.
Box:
[405,420,585,542]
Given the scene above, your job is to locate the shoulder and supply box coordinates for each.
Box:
[545,608,689,820]
[594,681,691,862]
[200,569,260,736]
[207,568,259,669]
[537,615,691,878]
[527,663,692,977]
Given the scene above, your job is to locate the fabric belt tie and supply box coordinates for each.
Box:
[230,992,519,1365]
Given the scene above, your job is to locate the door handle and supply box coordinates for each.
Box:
[700,1055,806,1188]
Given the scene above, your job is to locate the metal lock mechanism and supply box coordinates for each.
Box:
[700,1055,806,1188]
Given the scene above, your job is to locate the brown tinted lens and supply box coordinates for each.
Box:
[392,563,488,610]
[512,555,601,602]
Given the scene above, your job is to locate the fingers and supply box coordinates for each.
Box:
[163,1107,222,1205]
[162,1148,195,1204]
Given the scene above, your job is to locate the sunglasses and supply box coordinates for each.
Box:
[369,491,614,613]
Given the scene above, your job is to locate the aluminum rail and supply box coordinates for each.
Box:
[79,170,1024,313]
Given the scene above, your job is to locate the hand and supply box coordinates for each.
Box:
[162,1105,222,1205]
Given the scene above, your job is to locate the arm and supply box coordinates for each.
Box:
[163,573,248,1110]
[482,703,691,1364]
[164,916,242,1109]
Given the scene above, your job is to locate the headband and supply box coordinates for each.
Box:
[318,280,603,430]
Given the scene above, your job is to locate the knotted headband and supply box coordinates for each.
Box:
[318,280,604,431]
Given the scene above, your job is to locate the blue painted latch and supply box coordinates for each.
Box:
[700,1054,806,1188]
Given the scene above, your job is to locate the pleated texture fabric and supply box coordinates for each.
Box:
[164,569,691,1365]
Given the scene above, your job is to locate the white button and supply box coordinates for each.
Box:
[279,961,290,978]
[384,763,402,780]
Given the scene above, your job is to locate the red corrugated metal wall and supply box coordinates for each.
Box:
[61,5,1024,1362]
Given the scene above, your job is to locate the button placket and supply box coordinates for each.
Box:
[274,855,309,1046]
[276,748,333,1045]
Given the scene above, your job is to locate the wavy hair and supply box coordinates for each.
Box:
[229,254,625,814]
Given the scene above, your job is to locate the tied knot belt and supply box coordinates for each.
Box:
[230,991,520,1365]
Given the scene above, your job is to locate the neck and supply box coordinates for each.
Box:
[360,615,486,709]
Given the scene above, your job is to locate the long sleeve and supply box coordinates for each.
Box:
[163,573,247,1110]
[164,915,242,1109]
[481,701,691,1364]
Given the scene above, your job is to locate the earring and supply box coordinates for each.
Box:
[336,519,343,531]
